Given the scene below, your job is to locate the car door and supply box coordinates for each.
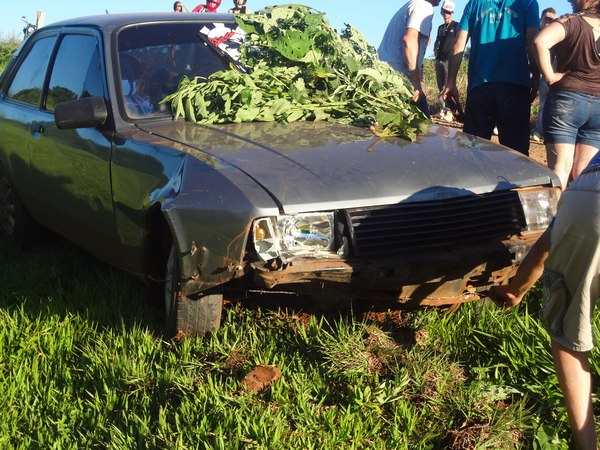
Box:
[8,30,117,260]
[0,32,57,209]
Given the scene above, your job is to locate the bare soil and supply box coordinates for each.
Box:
[240,364,281,393]
[528,140,547,165]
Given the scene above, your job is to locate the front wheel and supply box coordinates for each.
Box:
[164,245,223,339]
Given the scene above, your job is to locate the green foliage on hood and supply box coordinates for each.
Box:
[164,4,430,141]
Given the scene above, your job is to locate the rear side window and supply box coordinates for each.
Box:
[46,34,104,111]
[6,36,56,106]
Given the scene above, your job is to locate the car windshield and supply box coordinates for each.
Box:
[117,22,241,119]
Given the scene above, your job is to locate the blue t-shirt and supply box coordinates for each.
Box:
[458,0,539,92]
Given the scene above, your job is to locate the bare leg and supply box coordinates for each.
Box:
[546,142,575,190]
[488,228,551,307]
[551,339,598,450]
[572,143,599,181]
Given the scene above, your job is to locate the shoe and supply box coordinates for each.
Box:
[432,112,445,120]
[493,126,499,136]
[446,96,465,122]
[442,110,454,122]
[532,131,542,142]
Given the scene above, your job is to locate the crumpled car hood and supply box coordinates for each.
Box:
[137,120,558,213]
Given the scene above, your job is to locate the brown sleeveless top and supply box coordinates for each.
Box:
[552,13,600,96]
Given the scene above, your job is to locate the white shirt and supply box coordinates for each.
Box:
[378,0,434,75]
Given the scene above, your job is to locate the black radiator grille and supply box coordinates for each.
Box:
[346,190,526,257]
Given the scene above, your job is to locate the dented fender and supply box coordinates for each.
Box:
[161,155,278,295]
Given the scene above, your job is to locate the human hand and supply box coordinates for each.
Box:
[546,70,570,86]
[412,86,425,104]
[488,285,523,308]
[442,84,459,106]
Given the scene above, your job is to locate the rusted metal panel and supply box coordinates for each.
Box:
[249,231,542,306]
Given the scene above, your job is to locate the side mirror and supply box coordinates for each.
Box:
[55,96,108,129]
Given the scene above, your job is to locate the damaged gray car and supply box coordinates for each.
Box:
[0,13,560,338]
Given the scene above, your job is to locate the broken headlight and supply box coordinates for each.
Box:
[252,212,335,261]
[517,187,560,231]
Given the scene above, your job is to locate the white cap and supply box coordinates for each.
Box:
[442,0,455,12]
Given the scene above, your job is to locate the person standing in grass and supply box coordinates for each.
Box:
[432,0,459,119]
[443,0,540,156]
[533,0,600,190]
[378,0,442,118]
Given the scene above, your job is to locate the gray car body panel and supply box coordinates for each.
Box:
[138,120,558,213]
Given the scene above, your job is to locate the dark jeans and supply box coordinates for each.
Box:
[435,59,448,90]
[435,59,449,109]
[464,83,531,156]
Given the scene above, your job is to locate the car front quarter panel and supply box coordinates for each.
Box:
[161,154,279,295]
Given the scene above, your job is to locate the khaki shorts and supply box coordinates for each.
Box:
[541,166,600,352]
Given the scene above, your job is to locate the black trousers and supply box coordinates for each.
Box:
[464,83,531,156]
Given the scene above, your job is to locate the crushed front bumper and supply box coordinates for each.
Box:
[250,231,543,307]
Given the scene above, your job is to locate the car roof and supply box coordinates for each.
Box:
[47,12,236,33]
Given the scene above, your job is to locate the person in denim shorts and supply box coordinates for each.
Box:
[534,4,600,190]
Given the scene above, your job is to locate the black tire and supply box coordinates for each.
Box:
[0,165,38,246]
[164,245,223,339]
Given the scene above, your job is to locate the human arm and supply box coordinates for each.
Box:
[442,29,468,106]
[526,26,540,102]
[403,27,425,102]
[533,20,568,86]
[488,227,551,307]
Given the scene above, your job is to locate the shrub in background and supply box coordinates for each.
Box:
[0,36,20,73]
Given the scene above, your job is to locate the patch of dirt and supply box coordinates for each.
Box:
[432,118,547,166]
[241,364,281,394]
[527,139,546,166]
[445,419,523,450]
[221,348,250,373]
[365,310,412,328]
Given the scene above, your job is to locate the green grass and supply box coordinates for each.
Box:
[1,236,598,448]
